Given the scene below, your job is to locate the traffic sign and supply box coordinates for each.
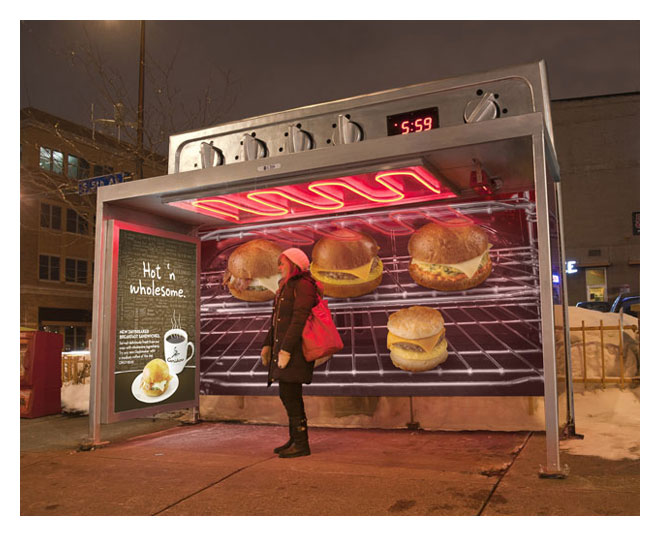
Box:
[79,172,125,195]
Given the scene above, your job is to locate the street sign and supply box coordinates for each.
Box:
[79,172,125,195]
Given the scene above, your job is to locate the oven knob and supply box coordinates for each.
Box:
[287,124,313,153]
[241,133,267,160]
[332,114,363,145]
[464,92,499,123]
[200,142,224,168]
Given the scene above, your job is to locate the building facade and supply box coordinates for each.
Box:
[20,108,166,350]
[550,93,640,305]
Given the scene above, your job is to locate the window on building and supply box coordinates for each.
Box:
[39,255,60,281]
[586,268,608,302]
[93,164,113,177]
[39,147,63,174]
[65,258,88,284]
[67,155,90,180]
[66,209,89,235]
[40,203,62,230]
[64,326,87,351]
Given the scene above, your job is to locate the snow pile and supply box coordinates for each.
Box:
[61,380,90,414]
[555,306,640,380]
[561,387,640,460]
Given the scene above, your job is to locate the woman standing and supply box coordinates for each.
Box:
[261,248,317,458]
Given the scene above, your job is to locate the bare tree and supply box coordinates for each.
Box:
[67,23,238,157]
[21,22,238,230]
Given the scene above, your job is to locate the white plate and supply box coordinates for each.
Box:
[131,372,179,403]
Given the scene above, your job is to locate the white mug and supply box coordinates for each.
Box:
[164,328,194,375]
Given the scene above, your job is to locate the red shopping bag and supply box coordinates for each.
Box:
[302,283,343,365]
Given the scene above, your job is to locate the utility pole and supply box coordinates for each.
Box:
[137,20,145,180]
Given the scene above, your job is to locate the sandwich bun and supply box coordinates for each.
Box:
[311,230,382,298]
[408,222,492,291]
[140,358,172,397]
[387,305,445,340]
[224,239,284,301]
[387,306,449,372]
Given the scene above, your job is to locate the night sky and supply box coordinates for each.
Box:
[20,20,639,153]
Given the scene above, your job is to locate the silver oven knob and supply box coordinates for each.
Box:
[200,142,223,168]
[464,92,499,123]
[332,114,363,145]
[287,124,313,153]
[241,133,267,160]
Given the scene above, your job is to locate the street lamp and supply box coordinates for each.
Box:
[91,20,146,181]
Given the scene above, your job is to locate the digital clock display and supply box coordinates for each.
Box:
[386,107,439,136]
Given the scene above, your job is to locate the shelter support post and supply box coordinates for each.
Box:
[533,131,568,478]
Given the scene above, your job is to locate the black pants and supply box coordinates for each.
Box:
[279,381,306,420]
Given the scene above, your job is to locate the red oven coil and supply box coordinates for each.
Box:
[169,165,456,225]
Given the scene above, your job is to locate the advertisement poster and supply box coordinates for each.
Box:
[113,227,198,413]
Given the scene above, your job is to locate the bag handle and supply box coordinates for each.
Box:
[294,274,324,305]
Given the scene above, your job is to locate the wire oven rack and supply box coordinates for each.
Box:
[199,246,543,397]
[199,298,543,397]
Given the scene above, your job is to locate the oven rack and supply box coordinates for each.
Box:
[201,245,540,315]
[198,196,536,242]
[199,298,544,397]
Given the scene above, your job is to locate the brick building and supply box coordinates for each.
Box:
[551,93,640,304]
[20,108,167,350]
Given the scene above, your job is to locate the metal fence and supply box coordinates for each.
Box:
[556,318,640,387]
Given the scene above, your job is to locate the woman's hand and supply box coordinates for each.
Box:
[260,346,271,367]
[278,350,291,369]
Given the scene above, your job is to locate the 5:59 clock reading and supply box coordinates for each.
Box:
[386,107,439,136]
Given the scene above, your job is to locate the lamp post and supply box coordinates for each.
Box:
[136,20,145,180]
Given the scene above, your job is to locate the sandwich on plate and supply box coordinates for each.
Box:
[310,229,383,298]
[223,239,284,301]
[387,306,449,372]
[140,358,173,397]
[408,222,492,291]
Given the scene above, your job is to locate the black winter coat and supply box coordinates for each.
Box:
[264,272,317,386]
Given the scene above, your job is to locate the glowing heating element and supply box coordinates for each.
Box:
[168,166,456,224]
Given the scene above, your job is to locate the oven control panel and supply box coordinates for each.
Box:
[169,66,542,174]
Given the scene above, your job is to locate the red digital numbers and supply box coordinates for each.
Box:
[388,108,438,137]
[400,116,433,135]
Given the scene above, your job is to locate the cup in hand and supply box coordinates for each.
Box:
[164,328,194,375]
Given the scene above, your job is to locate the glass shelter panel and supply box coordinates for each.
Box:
[198,195,544,397]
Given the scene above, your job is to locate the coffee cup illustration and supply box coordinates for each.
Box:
[164,328,194,375]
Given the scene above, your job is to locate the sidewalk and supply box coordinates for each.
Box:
[20,412,639,516]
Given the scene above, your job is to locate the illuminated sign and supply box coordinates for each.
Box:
[566,261,578,274]
[552,274,560,284]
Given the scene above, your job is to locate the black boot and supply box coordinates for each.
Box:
[273,420,294,453]
[278,418,311,458]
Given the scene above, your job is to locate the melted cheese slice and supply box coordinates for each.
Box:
[250,274,281,294]
[311,258,380,282]
[387,330,444,353]
[412,244,492,279]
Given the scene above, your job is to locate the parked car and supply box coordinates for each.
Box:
[575,301,611,313]
[610,293,640,318]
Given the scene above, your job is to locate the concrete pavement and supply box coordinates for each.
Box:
[20,415,639,516]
